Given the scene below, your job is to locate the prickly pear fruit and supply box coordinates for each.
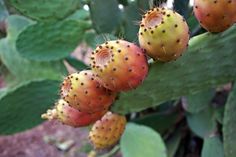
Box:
[138,7,190,62]
[90,40,148,92]
[41,99,107,127]
[193,0,236,32]
[60,70,117,113]
[89,112,126,149]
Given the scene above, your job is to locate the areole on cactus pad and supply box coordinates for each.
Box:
[90,40,149,92]
[138,7,190,62]
[41,99,107,127]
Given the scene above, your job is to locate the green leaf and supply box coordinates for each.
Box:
[184,89,215,113]
[16,20,91,61]
[0,15,66,81]
[89,0,121,33]
[201,136,224,157]
[120,123,167,157]
[166,130,182,157]
[65,56,88,71]
[8,0,81,21]
[187,107,217,138]
[0,80,60,135]
[133,112,178,134]
[223,84,236,157]
[112,25,236,114]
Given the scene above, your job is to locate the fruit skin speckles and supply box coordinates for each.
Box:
[60,70,117,113]
[89,112,126,149]
[41,99,107,127]
[138,7,190,62]
[90,40,149,92]
[194,0,236,32]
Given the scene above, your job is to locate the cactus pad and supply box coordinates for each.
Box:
[16,20,91,61]
[8,0,81,21]
[112,25,236,114]
[223,85,236,157]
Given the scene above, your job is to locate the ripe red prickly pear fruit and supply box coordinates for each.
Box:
[89,112,126,149]
[90,40,148,92]
[41,99,107,127]
[138,7,190,62]
[60,70,117,113]
[193,0,236,32]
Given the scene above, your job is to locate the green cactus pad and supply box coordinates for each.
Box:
[8,0,81,21]
[89,0,121,33]
[121,123,167,157]
[201,136,224,157]
[67,9,90,21]
[133,112,178,134]
[186,107,217,138]
[112,25,236,114]
[0,15,66,81]
[123,3,141,41]
[16,20,91,61]
[223,85,236,157]
[0,80,60,135]
[184,89,215,113]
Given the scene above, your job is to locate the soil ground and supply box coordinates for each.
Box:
[0,121,90,157]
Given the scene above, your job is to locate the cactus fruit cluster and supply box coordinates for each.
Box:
[193,0,236,32]
[41,4,235,150]
[41,99,107,127]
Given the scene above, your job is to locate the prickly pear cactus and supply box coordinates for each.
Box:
[112,25,236,114]
[16,20,91,61]
[1,1,236,156]
[8,0,81,21]
[0,15,66,81]
[223,85,236,157]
